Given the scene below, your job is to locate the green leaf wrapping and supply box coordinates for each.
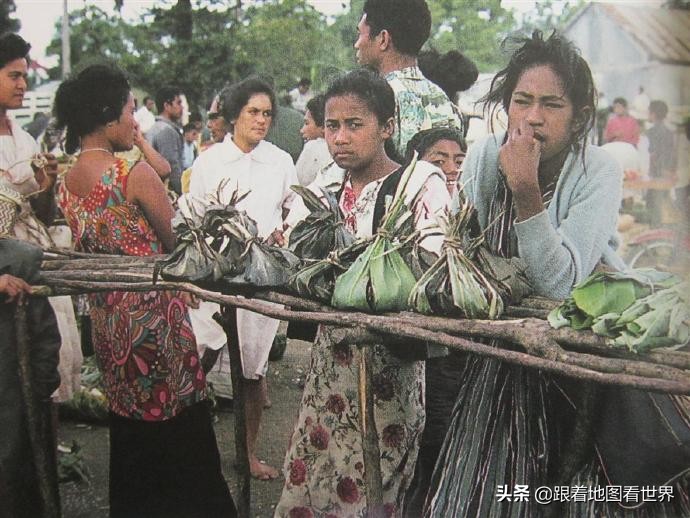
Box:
[289,185,355,260]
[408,203,506,319]
[331,239,379,311]
[288,238,371,303]
[157,190,300,288]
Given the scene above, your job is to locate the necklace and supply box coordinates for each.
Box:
[80,147,113,155]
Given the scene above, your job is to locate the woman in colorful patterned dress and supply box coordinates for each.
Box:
[276,69,450,517]
[54,65,235,518]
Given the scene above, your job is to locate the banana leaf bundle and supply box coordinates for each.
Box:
[156,192,250,282]
[331,156,423,313]
[289,238,372,303]
[157,190,300,288]
[288,185,355,260]
[223,234,301,288]
[548,268,688,353]
[409,197,506,319]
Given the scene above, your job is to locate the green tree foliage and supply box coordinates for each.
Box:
[233,0,347,93]
[325,0,516,73]
[47,0,345,110]
[519,0,585,35]
[426,0,515,72]
[1,0,20,34]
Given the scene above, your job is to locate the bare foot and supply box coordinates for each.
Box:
[250,457,279,481]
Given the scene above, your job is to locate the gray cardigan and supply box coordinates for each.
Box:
[463,132,625,300]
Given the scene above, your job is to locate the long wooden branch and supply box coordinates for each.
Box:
[34,273,690,394]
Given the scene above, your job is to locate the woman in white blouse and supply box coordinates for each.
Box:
[187,77,298,481]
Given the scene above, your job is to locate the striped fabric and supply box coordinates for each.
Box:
[425,173,559,518]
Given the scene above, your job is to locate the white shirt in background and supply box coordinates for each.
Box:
[134,106,155,134]
[295,138,333,186]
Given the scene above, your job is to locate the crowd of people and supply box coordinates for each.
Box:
[1,0,688,517]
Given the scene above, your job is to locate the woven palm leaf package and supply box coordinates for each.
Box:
[0,181,22,236]
[156,188,300,288]
[408,194,507,319]
[288,185,355,260]
[548,268,689,352]
[289,238,372,303]
[331,156,430,313]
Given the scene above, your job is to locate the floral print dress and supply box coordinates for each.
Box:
[276,167,450,518]
[58,158,206,420]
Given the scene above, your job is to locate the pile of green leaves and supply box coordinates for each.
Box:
[58,441,90,484]
[156,190,300,288]
[59,357,108,424]
[409,196,506,319]
[331,156,425,313]
[288,185,355,260]
[548,269,689,353]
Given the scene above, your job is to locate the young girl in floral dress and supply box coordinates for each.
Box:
[55,65,235,518]
[276,69,450,517]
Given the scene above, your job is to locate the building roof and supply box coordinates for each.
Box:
[565,3,690,66]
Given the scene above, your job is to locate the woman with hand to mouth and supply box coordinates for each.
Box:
[425,31,630,518]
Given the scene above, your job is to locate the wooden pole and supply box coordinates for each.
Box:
[216,306,250,518]
[61,0,70,79]
[35,278,690,393]
[357,345,384,517]
[15,294,61,518]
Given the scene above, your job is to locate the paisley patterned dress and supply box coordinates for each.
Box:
[58,158,206,419]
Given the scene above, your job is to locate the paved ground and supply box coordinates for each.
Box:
[59,338,312,518]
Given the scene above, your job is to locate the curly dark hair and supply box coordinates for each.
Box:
[53,65,130,154]
[483,30,596,151]
[418,49,478,100]
[362,0,431,57]
[0,33,30,69]
[324,68,395,126]
[649,100,668,120]
[305,94,325,128]
[219,77,276,131]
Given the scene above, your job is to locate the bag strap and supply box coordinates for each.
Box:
[372,167,404,233]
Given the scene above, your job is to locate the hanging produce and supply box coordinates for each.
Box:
[289,238,372,303]
[288,185,355,260]
[156,188,300,288]
[409,195,506,319]
[548,268,689,352]
[331,156,424,313]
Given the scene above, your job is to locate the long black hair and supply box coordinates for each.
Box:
[483,30,596,152]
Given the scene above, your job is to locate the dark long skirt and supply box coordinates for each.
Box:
[109,401,236,518]
[425,354,690,518]
[425,355,553,518]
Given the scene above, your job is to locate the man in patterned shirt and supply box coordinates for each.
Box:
[354,0,462,156]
